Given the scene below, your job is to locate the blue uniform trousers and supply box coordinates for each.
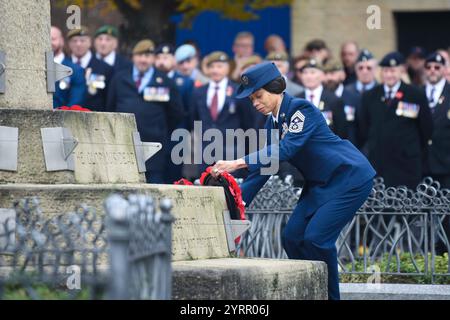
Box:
[282,178,373,300]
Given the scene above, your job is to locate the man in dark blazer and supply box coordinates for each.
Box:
[94,25,132,74]
[323,59,361,145]
[106,39,184,184]
[51,26,86,108]
[298,59,348,140]
[423,52,450,255]
[155,43,195,182]
[358,52,433,189]
[67,26,113,112]
[190,51,253,177]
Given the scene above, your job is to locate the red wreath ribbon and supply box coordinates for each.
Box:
[200,167,246,220]
[57,105,91,112]
[174,178,194,186]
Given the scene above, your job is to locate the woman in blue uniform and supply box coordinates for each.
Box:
[211,62,376,300]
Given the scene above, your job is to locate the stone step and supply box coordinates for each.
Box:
[173,258,328,300]
[340,283,450,300]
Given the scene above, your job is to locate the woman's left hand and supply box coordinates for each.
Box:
[211,159,247,178]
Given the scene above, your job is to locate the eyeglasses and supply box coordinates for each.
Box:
[357,65,373,71]
[425,65,442,71]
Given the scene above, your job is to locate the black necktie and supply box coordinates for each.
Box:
[273,120,279,129]
[428,86,435,105]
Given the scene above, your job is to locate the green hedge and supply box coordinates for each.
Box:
[340,253,450,284]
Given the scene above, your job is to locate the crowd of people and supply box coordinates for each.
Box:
[50,25,450,196]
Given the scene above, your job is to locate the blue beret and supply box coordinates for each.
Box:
[175,44,196,63]
[425,52,446,65]
[155,43,175,55]
[379,51,405,67]
[357,49,374,62]
[236,62,282,99]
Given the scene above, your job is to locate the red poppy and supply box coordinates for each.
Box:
[395,91,403,100]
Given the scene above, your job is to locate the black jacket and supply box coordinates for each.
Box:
[426,81,450,176]
[106,66,184,176]
[358,82,433,188]
[298,88,348,139]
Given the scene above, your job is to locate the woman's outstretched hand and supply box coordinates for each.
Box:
[211,159,248,178]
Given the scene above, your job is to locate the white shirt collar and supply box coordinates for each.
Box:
[208,77,228,90]
[96,51,116,67]
[335,83,344,97]
[54,52,65,65]
[72,51,92,69]
[305,85,323,108]
[383,81,401,98]
[207,77,229,114]
[356,80,376,92]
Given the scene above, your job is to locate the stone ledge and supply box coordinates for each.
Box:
[340,283,450,300]
[172,258,328,300]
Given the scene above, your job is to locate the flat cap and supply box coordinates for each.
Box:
[132,39,155,55]
[379,51,405,67]
[94,25,119,38]
[236,62,282,99]
[67,26,90,39]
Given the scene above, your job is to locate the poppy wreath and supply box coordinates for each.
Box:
[56,105,91,112]
[199,166,246,221]
[174,178,194,186]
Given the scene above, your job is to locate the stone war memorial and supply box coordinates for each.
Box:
[0,0,327,300]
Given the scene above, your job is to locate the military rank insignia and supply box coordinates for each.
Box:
[144,86,170,102]
[289,110,305,133]
[344,105,355,122]
[281,122,289,139]
[396,102,420,118]
[321,111,333,126]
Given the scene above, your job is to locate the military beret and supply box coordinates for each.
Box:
[357,49,374,63]
[67,26,90,39]
[408,46,426,59]
[132,39,155,55]
[155,44,175,55]
[300,59,324,72]
[241,55,263,70]
[236,62,282,99]
[425,52,447,65]
[323,59,343,72]
[379,51,405,67]
[206,51,229,66]
[94,25,118,38]
[175,44,196,63]
[265,51,289,62]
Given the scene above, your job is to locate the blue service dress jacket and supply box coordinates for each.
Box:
[241,93,376,218]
